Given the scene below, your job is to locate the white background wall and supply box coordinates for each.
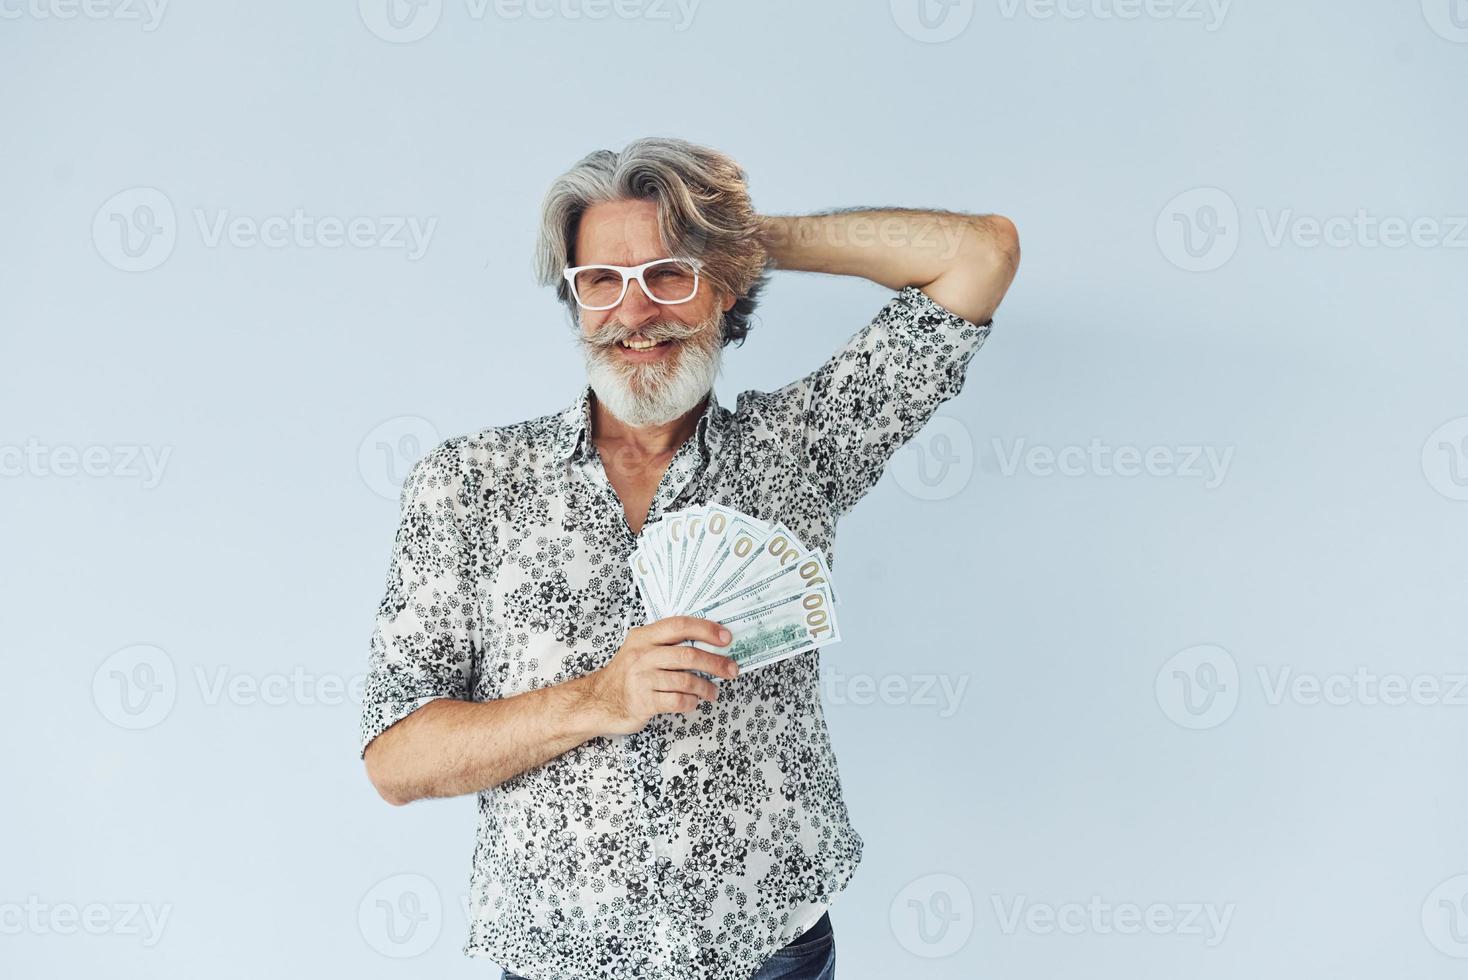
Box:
[3,1,1466,977]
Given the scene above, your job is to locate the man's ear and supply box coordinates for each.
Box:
[719,287,736,313]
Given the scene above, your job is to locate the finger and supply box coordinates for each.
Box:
[653,692,701,715]
[649,644,739,680]
[651,670,719,702]
[642,616,732,650]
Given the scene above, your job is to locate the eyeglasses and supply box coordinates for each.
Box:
[562,257,702,311]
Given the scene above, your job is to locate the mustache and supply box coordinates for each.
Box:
[580,316,712,352]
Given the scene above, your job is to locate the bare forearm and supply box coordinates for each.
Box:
[364,675,607,805]
[757,208,1019,325]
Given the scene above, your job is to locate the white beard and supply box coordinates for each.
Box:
[583,326,722,428]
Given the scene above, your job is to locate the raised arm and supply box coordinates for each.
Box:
[757,208,1019,326]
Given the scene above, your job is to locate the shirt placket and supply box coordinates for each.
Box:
[580,435,708,976]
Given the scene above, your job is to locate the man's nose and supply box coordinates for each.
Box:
[614,278,660,331]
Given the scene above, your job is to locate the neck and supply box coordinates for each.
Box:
[590,389,707,458]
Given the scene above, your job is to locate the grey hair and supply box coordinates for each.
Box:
[534,137,770,347]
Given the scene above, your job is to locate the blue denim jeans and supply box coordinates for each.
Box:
[748,912,835,980]
[500,913,835,980]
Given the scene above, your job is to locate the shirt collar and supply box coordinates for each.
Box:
[552,384,728,465]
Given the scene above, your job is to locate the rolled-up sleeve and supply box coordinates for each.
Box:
[770,284,993,517]
[359,442,480,758]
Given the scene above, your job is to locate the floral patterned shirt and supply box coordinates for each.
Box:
[359,285,992,980]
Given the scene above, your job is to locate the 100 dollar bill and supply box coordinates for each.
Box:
[689,581,839,670]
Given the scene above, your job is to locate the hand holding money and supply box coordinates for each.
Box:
[629,503,843,673]
[582,617,740,734]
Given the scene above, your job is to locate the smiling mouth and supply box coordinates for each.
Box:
[619,337,673,351]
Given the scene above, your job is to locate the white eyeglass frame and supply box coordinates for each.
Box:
[562,256,702,311]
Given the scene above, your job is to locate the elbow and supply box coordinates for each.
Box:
[973,214,1020,319]
[929,215,1019,325]
[376,785,413,807]
[363,742,414,806]
[945,214,1020,290]
[980,214,1020,273]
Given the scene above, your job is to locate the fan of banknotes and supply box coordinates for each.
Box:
[629,503,842,672]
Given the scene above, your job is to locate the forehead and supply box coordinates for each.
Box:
[574,198,664,266]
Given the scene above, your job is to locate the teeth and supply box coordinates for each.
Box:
[621,338,662,350]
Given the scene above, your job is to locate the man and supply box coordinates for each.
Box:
[359,137,1018,980]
